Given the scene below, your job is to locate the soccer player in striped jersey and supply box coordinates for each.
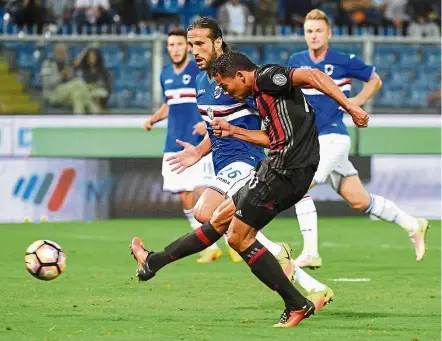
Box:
[165,17,298,266]
[142,29,218,263]
[131,19,336,311]
[288,9,429,268]
[166,18,323,268]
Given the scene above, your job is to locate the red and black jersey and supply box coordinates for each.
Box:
[253,64,319,170]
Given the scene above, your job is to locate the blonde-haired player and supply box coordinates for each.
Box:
[288,9,429,268]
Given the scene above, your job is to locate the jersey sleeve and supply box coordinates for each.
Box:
[160,71,167,103]
[346,54,375,82]
[254,65,294,95]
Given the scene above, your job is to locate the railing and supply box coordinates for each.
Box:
[0,33,440,114]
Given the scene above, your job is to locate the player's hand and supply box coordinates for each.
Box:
[166,139,202,174]
[192,121,207,136]
[347,105,369,128]
[210,118,231,137]
[143,117,154,131]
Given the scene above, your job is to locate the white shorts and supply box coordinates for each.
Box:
[313,134,358,191]
[208,161,255,198]
[162,152,214,193]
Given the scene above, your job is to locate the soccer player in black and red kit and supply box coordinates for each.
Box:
[130,51,368,327]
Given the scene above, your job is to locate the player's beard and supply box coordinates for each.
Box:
[205,46,219,77]
[173,54,188,69]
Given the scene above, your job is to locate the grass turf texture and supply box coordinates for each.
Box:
[0,218,440,341]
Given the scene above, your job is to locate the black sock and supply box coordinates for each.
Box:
[148,222,222,272]
[240,240,306,310]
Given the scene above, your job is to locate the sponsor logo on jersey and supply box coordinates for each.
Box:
[272,74,287,86]
[198,89,206,94]
[183,74,191,85]
[165,79,173,84]
[216,176,230,185]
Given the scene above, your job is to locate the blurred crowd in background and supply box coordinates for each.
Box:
[0,0,439,115]
[0,0,440,37]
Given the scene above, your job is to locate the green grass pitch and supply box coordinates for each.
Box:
[0,218,440,341]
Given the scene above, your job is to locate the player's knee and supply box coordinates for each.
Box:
[227,232,241,251]
[343,190,371,211]
[210,199,235,229]
[193,204,211,224]
[348,199,367,211]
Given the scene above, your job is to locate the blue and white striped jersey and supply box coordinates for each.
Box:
[288,48,375,136]
[196,71,265,174]
[160,61,203,152]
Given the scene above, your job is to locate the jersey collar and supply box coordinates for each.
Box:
[309,48,329,64]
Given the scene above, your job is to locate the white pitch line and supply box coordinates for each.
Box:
[333,278,371,282]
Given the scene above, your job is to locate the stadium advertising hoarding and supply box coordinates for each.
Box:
[0,116,157,156]
[0,158,110,223]
[0,118,13,155]
[108,155,441,219]
[0,156,438,222]
[0,115,439,220]
[0,115,439,157]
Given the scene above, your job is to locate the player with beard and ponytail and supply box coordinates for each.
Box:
[142,29,218,263]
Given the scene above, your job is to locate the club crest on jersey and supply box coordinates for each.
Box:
[182,74,191,85]
[207,107,214,120]
[272,74,287,86]
[214,86,223,99]
[324,64,334,75]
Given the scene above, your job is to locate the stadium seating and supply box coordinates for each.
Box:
[0,16,438,112]
[126,46,152,68]
[100,45,124,69]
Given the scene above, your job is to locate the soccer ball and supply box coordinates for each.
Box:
[24,240,66,281]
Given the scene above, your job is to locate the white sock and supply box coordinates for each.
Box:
[256,232,282,256]
[184,208,219,250]
[292,263,325,292]
[183,208,200,230]
[366,194,418,235]
[295,195,318,256]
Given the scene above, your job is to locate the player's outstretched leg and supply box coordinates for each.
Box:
[365,194,430,261]
[130,198,234,280]
[190,189,224,263]
[226,214,314,327]
[131,222,225,281]
[293,195,322,269]
[340,176,430,261]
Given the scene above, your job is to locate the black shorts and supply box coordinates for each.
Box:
[232,159,318,230]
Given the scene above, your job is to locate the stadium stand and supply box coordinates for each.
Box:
[0,1,439,114]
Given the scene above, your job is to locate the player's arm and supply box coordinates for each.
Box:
[210,118,270,148]
[166,133,211,174]
[291,68,369,127]
[195,133,212,157]
[143,103,169,131]
[345,54,382,106]
[350,72,382,107]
